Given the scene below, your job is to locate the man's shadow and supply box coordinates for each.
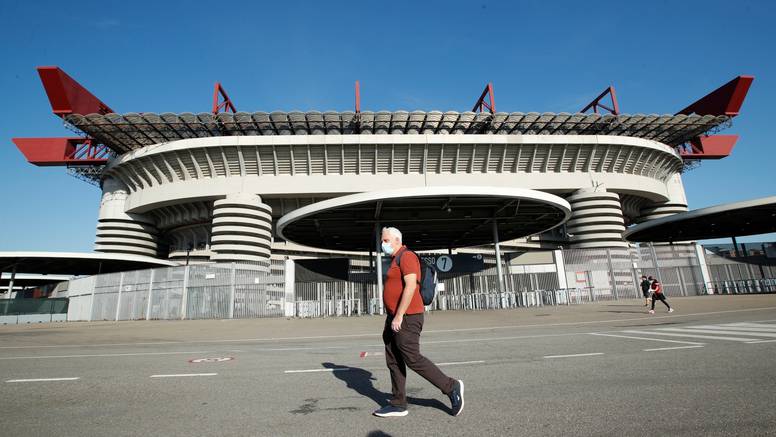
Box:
[322,362,449,413]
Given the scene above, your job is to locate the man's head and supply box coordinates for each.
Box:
[641,275,647,280]
[648,276,654,281]
[381,227,403,256]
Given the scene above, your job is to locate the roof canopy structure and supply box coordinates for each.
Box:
[277,186,571,251]
[624,196,776,242]
[64,111,730,154]
[0,252,178,277]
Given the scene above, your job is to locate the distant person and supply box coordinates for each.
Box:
[372,226,464,418]
[648,278,674,314]
[640,275,651,306]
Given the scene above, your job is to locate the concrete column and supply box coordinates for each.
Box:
[95,178,159,257]
[694,244,713,294]
[5,265,16,300]
[145,269,155,320]
[284,259,296,317]
[635,174,689,223]
[553,250,568,290]
[493,220,505,292]
[565,187,627,248]
[210,193,273,267]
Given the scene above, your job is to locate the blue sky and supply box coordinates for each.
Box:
[1,0,774,252]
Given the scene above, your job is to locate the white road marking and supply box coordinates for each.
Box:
[723,323,776,331]
[3,307,776,350]
[150,373,217,378]
[543,352,604,359]
[0,351,211,360]
[659,327,776,338]
[643,345,705,352]
[284,368,351,374]
[6,377,80,383]
[623,330,755,342]
[691,325,776,333]
[590,333,704,345]
[746,339,776,344]
[437,360,486,366]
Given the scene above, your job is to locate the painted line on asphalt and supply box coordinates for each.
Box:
[643,345,705,352]
[150,373,218,378]
[438,360,486,366]
[623,330,754,342]
[590,333,704,345]
[746,339,776,344]
[284,368,351,374]
[0,350,211,360]
[6,377,80,383]
[657,327,776,338]
[543,352,604,359]
[4,306,776,350]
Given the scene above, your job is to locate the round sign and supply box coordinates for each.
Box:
[189,357,234,363]
[436,255,453,272]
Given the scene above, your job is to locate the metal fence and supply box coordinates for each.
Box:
[65,261,286,321]
[60,243,776,321]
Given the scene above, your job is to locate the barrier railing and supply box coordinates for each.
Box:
[705,279,776,295]
[0,298,69,324]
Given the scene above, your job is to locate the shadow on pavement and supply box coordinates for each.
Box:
[321,362,449,414]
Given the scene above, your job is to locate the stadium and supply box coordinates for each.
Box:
[7,67,770,321]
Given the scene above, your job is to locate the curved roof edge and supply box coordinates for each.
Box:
[624,196,776,242]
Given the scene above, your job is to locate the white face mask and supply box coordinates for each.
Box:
[381,242,394,256]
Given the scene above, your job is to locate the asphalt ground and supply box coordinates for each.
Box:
[1,295,775,437]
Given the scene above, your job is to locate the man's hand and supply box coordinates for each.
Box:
[391,314,403,332]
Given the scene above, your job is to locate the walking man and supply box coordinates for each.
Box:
[640,275,651,306]
[648,278,674,314]
[373,226,465,418]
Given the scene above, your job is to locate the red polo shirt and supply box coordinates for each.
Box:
[383,246,425,315]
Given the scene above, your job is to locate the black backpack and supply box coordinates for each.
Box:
[394,249,438,306]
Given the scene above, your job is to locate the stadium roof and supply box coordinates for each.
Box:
[0,252,178,276]
[65,111,730,154]
[624,196,776,242]
[277,186,571,251]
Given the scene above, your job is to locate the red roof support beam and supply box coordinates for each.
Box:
[580,86,620,115]
[36,67,114,116]
[11,137,110,166]
[679,135,738,160]
[676,75,754,117]
[355,81,361,114]
[212,82,236,114]
[472,83,495,113]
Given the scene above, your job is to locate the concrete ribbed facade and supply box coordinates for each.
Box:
[94,179,159,257]
[90,133,691,261]
[565,189,628,249]
[209,194,273,264]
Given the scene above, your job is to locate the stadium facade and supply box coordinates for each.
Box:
[12,69,754,267]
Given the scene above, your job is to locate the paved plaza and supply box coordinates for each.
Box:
[1,295,775,436]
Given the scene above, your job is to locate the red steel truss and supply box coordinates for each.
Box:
[472,83,495,113]
[37,66,114,116]
[355,81,361,113]
[580,86,620,115]
[677,75,753,159]
[212,82,236,114]
[12,137,111,166]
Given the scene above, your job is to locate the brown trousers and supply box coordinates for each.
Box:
[383,313,455,406]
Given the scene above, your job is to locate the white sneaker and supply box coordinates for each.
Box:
[648,310,655,314]
[668,308,674,313]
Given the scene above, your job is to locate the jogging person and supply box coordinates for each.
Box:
[648,278,674,314]
[373,226,464,418]
[640,275,651,306]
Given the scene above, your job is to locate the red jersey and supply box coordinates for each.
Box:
[652,282,663,294]
[383,246,425,315]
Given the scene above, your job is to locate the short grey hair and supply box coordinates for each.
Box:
[382,227,402,243]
